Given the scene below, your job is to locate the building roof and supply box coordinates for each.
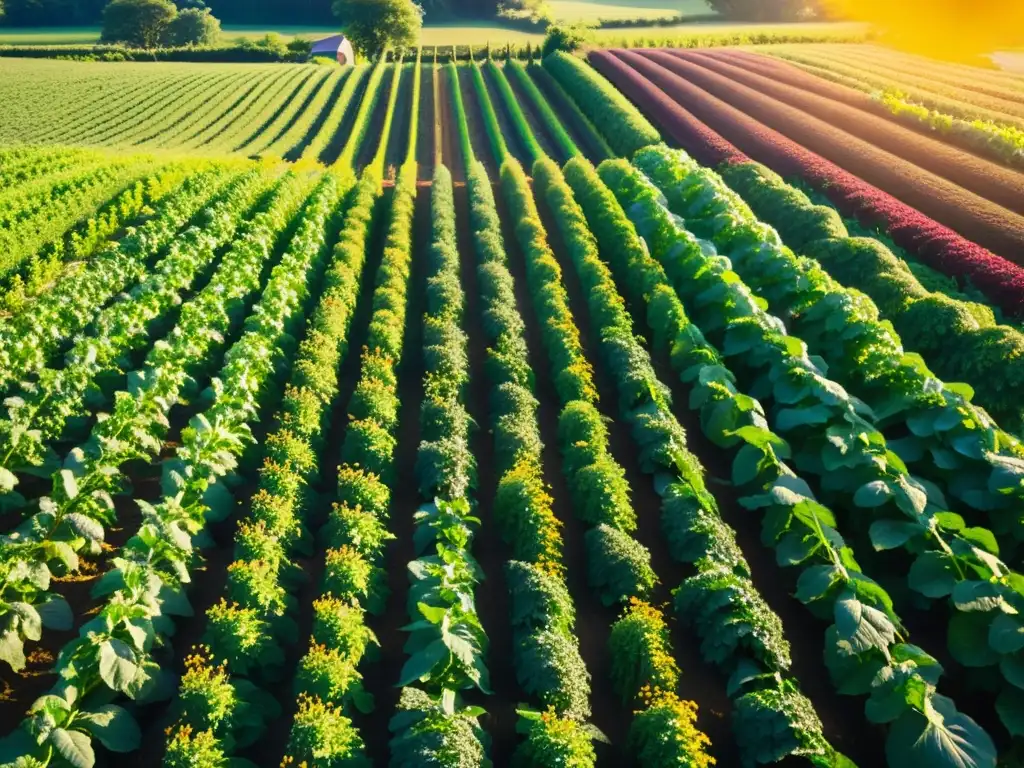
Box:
[311,34,349,55]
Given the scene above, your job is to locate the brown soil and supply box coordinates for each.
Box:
[416,64,437,178]
[527,66,609,164]
[357,182,429,764]
[384,64,414,172]
[456,179,519,766]
[320,70,373,166]
[356,69,398,172]
[502,65,559,164]
[480,64,528,166]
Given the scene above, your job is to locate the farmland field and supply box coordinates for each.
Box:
[1,42,1024,768]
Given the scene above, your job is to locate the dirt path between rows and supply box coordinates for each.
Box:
[455,180,519,766]
[499,181,629,763]
[358,182,428,763]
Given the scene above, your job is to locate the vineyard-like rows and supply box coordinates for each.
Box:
[2,46,1024,768]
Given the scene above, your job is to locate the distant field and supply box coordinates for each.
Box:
[547,0,712,21]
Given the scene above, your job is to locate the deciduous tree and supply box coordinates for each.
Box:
[163,6,221,45]
[332,0,423,57]
[101,0,178,47]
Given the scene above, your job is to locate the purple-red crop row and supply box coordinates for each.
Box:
[633,49,1024,262]
[588,48,1024,319]
[671,49,1024,218]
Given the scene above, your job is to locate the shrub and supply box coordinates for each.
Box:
[284,694,367,767]
[584,524,656,606]
[312,597,377,663]
[541,23,593,58]
[337,466,390,518]
[629,689,715,768]
[608,600,679,703]
[163,7,221,47]
[203,599,282,676]
[514,628,591,719]
[323,502,394,559]
[514,708,598,768]
[163,726,226,768]
[506,560,575,635]
[341,418,397,481]
[295,644,363,703]
[571,454,634,532]
[102,0,177,48]
[176,650,236,736]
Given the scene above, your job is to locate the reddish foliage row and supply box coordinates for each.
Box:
[674,49,1024,217]
[587,49,746,167]
[590,48,1024,318]
[630,49,1024,262]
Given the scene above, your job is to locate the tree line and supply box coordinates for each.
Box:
[1,0,834,28]
[0,0,508,26]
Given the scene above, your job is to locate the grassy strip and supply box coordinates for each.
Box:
[299,65,369,164]
[335,58,391,173]
[543,50,659,157]
[505,58,580,163]
[486,59,544,164]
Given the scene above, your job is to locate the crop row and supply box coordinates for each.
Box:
[0,157,195,314]
[489,55,844,766]
[775,46,1024,127]
[586,48,1024,320]
[605,150,1004,762]
[717,49,1024,173]
[0,170,313,675]
[620,49,1024,264]
[670,49,1024,218]
[0,162,240,394]
[0,60,386,161]
[1,165,338,766]
[0,168,274,517]
[553,150,845,766]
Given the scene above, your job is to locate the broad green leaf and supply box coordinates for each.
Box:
[397,639,449,687]
[65,513,104,543]
[49,728,94,768]
[417,603,448,625]
[885,696,995,768]
[98,638,139,693]
[0,467,17,494]
[997,685,1024,737]
[948,612,999,668]
[37,596,73,631]
[853,480,892,509]
[908,552,956,598]
[79,705,140,752]
[795,564,840,604]
[869,520,919,551]
[952,580,1004,613]
[1002,653,1024,690]
[834,592,895,655]
[960,527,999,556]
[0,629,26,671]
[59,470,79,501]
[989,614,1024,655]
[9,603,42,642]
